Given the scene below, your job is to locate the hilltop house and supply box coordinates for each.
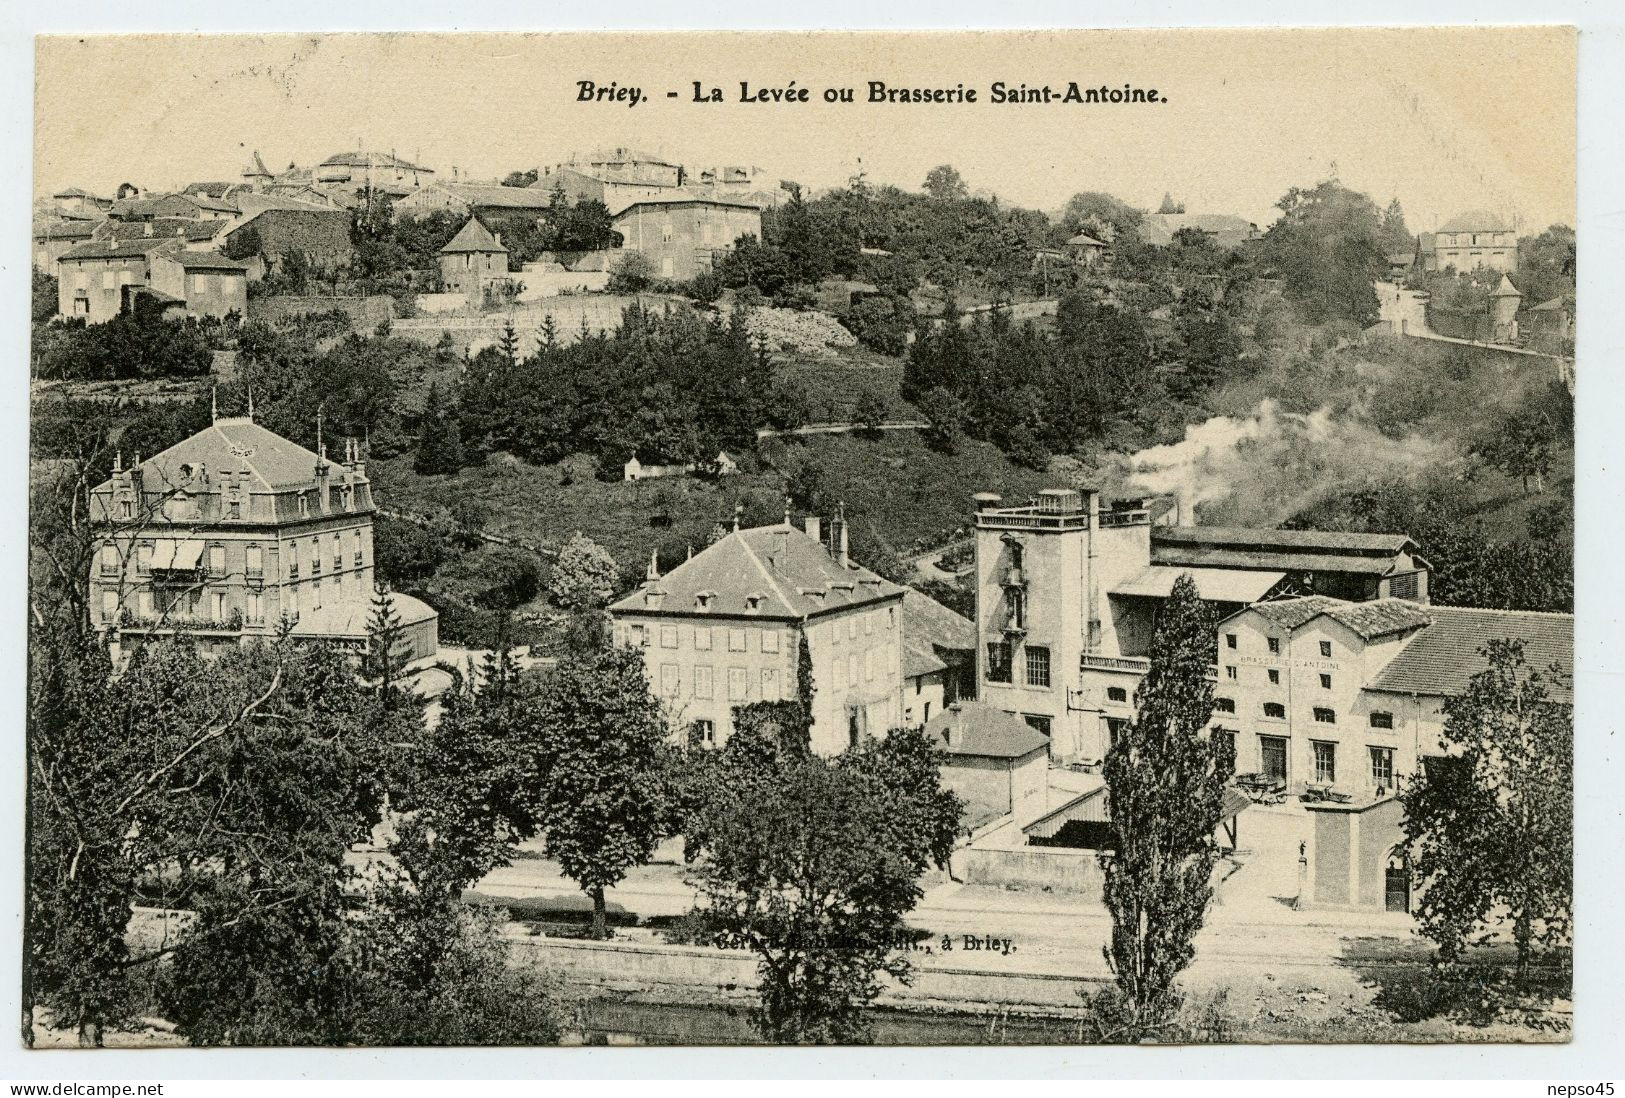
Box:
[1426,210,1518,273]
[611,193,762,281]
[438,217,511,300]
[89,415,437,660]
[56,238,250,324]
[610,512,906,755]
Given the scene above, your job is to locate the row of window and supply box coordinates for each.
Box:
[985,642,1051,687]
[1223,633,1335,659]
[1223,665,1339,690]
[1216,731,1396,789]
[1212,696,1394,728]
[660,663,782,703]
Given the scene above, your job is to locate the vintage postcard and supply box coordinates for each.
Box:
[24,27,1576,1052]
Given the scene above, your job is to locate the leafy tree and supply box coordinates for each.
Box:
[1256,180,1387,326]
[373,515,448,587]
[917,387,967,454]
[606,252,655,293]
[533,643,672,938]
[26,633,417,1045]
[1516,225,1576,307]
[548,531,620,611]
[413,382,466,475]
[1059,191,1143,249]
[1471,407,1558,494]
[502,168,540,188]
[923,164,969,201]
[1400,639,1572,980]
[391,640,546,902]
[686,724,960,1043]
[1100,573,1231,1039]
[33,269,60,323]
[854,384,889,436]
[1157,192,1186,215]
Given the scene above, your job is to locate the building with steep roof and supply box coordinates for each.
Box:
[970,488,1431,765]
[315,149,435,193]
[924,701,1050,826]
[1138,212,1259,250]
[50,186,113,217]
[1428,209,1517,272]
[88,414,437,661]
[394,180,558,220]
[610,513,906,755]
[32,218,98,272]
[611,192,762,281]
[901,587,976,728]
[438,216,511,300]
[56,237,248,324]
[1215,597,1571,798]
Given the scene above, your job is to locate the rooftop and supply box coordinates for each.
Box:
[610,521,904,621]
[901,586,976,678]
[1437,209,1513,234]
[1235,595,1436,640]
[318,150,432,172]
[924,701,1051,760]
[439,217,508,254]
[60,238,181,262]
[611,189,763,214]
[1367,606,1573,703]
[93,417,359,498]
[1151,525,1417,576]
[422,181,559,209]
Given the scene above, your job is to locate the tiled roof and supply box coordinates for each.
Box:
[52,186,108,200]
[1437,209,1513,234]
[611,189,763,215]
[94,418,354,496]
[233,192,342,215]
[99,218,227,244]
[925,701,1050,760]
[34,219,97,241]
[1067,232,1107,247]
[1490,274,1522,298]
[60,238,178,262]
[1530,296,1574,313]
[293,592,437,641]
[164,251,252,271]
[1153,525,1414,555]
[1238,596,1435,640]
[1113,565,1285,604]
[1367,606,1573,703]
[610,523,905,621]
[426,182,557,210]
[319,150,431,172]
[1140,213,1258,247]
[439,217,508,254]
[901,587,975,678]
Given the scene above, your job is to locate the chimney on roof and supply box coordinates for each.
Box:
[646,548,660,583]
[804,515,821,544]
[837,501,850,567]
[732,502,743,532]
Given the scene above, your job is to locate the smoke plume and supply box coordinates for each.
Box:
[1115,399,1460,527]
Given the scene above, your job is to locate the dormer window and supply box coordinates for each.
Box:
[695,592,714,610]
[744,594,764,613]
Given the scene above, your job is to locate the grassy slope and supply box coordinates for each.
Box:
[370,428,1055,573]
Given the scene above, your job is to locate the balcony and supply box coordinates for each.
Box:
[1080,653,1150,674]
[1077,652,1220,682]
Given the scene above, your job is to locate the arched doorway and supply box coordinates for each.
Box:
[1384,848,1411,913]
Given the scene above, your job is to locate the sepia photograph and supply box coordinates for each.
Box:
[18,23,1590,1063]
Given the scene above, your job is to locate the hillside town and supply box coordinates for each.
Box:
[30,132,1576,1050]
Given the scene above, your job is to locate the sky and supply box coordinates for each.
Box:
[34,28,1576,232]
